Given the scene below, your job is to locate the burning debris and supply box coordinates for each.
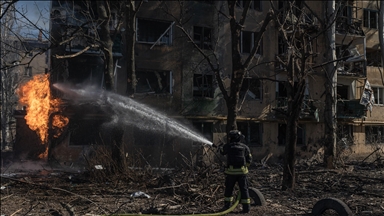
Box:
[17,74,69,158]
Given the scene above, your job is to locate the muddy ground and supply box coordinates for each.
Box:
[1,156,384,216]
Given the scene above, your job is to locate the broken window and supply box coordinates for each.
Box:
[192,122,213,143]
[363,9,378,29]
[240,78,261,100]
[193,26,212,50]
[237,122,262,146]
[137,18,173,45]
[136,70,172,94]
[193,74,213,98]
[365,125,384,144]
[337,124,353,140]
[338,1,352,24]
[241,31,263,55]
[337,85,349,100]
[278,124,305,146]
[372,87,384,105]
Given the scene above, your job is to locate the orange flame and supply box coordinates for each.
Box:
[18,74,69,150]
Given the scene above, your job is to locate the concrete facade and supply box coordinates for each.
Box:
[17,0,382,166]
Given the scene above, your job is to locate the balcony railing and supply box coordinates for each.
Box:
[336,16,364,36]
[337,99,366,119]
[337,59,366,77]
[273,97,319,121]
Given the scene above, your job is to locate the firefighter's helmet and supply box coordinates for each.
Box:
[229,130,243,142]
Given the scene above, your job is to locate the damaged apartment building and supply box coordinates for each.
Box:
[13,0,384,167]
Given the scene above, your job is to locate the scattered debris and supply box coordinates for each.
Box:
[130,191,151,198]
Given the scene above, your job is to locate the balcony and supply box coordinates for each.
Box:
[336,54,366,78]
[273,97,319,121]
[337,99,366,119]
[336,16,364,36]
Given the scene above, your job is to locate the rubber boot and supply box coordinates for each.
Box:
[241,203,250,213]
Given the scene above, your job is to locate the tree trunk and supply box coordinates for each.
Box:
[125,0,137,96]
[379,1,384,65]
[323,0,337,169]
[97,1,123,171]
[97,1,115,91]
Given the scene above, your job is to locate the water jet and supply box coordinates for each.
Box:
[53,83,213,146]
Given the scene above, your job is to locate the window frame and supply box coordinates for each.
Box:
[363,9,378,29]
[237,121,263,147]
[136,18,173,45]
[193,26,212,50]
[240,77,262,100]
[241,31,263,55]
[372,86,384,105]
[135,70,173,94]
[365,125,384,144]
[193,73,214,98]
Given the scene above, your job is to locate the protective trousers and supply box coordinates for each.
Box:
[224,174,250,212]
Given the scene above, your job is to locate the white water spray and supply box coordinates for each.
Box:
[53,84,213,145]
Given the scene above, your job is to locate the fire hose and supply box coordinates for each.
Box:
[103,192,241,216]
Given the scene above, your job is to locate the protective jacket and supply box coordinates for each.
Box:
[220,142,252,175]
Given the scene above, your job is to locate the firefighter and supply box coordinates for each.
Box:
[219,130,252,213]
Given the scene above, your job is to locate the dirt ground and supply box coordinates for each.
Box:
[1,156,384,216]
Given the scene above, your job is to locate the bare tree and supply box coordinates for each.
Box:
[1,0,50,149]
[323,0,337,169]
[125,0,142,96]
[269,0,322,190]
[164,1,273,134]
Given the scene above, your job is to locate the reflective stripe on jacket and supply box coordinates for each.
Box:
[224,165,249,175]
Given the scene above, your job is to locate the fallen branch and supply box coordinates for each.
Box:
[10,208,22,216]
[362,148,381,163]
[0,176,109,214]
[1,194,13,201]
[154,183,188,190]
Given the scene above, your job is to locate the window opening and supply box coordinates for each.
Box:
[136,70,172,94]
[365,125,384,144]
[337,85,349,100]
[363,9,378,29]
[372,87,384,105]
[237,122,262,146]
[193,26,212,50]
[337,124,353,140]
[241,31,263,55]
[137,18,173,45]
[240,78,261,100]
[193,74,213,98]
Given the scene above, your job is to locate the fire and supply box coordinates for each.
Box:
[18,74,69,148]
